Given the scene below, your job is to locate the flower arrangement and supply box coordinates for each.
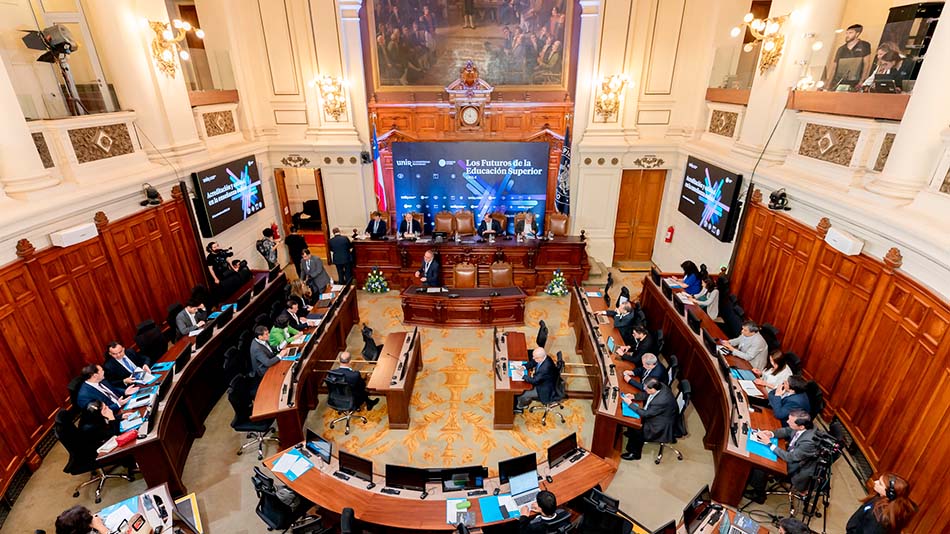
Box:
[364,266,389,293]
[545,269,569,296]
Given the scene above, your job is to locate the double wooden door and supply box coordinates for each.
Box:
[612,169,666,267]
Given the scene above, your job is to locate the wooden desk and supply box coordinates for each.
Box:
[251,284,360,449]
[353,236,589,295]
[639,275,785,506]
[265,447,615,532]
[367,331,423,429]
[400,286,526,327]
[492,331,531,429]
[98,272,286,496]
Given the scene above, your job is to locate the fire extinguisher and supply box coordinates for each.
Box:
[664,226,674,243]
[271,221,281,240]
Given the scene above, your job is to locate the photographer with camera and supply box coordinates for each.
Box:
[205,241,236,285]
[744,410,819,504]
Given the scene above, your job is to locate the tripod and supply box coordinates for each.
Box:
[798,452,834,534]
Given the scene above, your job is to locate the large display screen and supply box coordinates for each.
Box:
[391,142,549,234]
[191,155,264,237]
[677,156,743,242]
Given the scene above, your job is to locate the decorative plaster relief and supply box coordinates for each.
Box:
[203,111,236,137]
[873,133,895,172]
[282,154,310,168]
[67,124,134,164]
[708,110,738,138]
[942,168,950,195]
[633,155,665,169]
[32,133,54,169]
[798,123,860,167]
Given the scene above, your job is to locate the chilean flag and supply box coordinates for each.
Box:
[371,125,387,212]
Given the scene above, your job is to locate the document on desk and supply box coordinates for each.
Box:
[135,372,158,386]
[331,284,346,292]
[509,362,526,381]
[273,449,313,481]
[125,394,153,410]
[426,287,447,293]
[120,417,144,433]
[738,379,764,398]
[585,291,602,298]
[663,278,682,288]
[151,361,174,372]
[99,496,138,532]
[445,499,470,525]
[188,328,203,337]
[676,293,691,304]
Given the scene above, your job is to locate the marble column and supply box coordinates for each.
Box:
[867,11,950,200]
[84,0,204,160]
[0,58,59,196]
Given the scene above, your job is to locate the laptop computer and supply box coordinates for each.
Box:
[509,470,540,507]
[597,314,611,325]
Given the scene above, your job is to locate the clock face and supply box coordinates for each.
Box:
[461,106,479,126]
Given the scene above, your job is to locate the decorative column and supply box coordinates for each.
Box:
[734,0,846,161]
[0,58,59,196]
[571,0,604,148]
[84,0,204,160]
[867,11,950,200]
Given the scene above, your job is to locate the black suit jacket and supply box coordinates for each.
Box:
[621,333,656,366]
[419,259,441,286]
[514,219,539,236]
[477,219,502,237]
[773,427,819,490]
[328,235,353,265]
[103,350,148,389]
[284,234,308,264]
[365,218,388,239]
[399,219,422,235]
[629,362,668,391]
[335,367,369,404]
[524,357,559,404]
[607,310,637,345]
[630,386,677,443]
[283,310,307,331]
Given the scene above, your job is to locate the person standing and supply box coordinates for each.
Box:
[328,227,354,284]
[462,0,475,29]
[256,228,279,270]
[415,249,440,287]
[299,249,331,295]
[284,225,308,274]
[828,24,872,88]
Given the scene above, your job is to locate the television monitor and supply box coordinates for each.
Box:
[652,520,678,534]
[683,485,711,533]
[236,290,251,312]
[677,156,743,243]
[157,370,173,401]
[672,295,685,316]
[385,464,429,492]
[650,267,662,286]
[437,465,488,491]
[686,309,702,334]
[661,282,673,301]
[498,452,537,484]
[547,433,578,468]
[305,429,332,464]
[252,276,267,296]
[268,265,280,282]
[191,155,264,237]
[216,305,234,329]
[194,326,213,350]
[175,345,192,375]
[585,487,620,514]
[338,451,373,483]
[701,328,719,357]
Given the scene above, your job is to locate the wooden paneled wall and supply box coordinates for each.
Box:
[731,198,950,533]
[0,192,205,496]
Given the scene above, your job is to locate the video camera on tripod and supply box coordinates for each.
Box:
[797,429,845,533]
[21,24,86,116]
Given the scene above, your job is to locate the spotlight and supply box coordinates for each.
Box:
[768,188,790,211]
[140,183,161,206]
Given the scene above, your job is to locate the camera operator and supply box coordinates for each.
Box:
[216,259,252,300]
[847,473,917,533]
[205,241,234,285]
[745,410,819,504]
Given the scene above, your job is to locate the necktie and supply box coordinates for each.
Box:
[121,357,135,373]
[97,383,121,404]
[424,261,429,273]
[644,392,657,410]
[374,220,379,232]
[789,430,803,451]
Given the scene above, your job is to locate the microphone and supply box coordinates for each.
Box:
[608,364,615,376]
[611,387,618,401]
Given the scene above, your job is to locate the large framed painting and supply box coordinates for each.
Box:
[367,0,574,90]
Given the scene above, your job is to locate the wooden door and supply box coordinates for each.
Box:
[313,169,331,263]
[612,169,666,267]
[274,169,293,231]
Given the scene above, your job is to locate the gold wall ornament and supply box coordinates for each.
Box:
[730,12,791,75]
[310,75,347,121]
[758,33,785,74]
[593,74,628,121]
[148,19,204,78]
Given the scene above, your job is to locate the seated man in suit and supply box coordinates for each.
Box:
[175,299,206,338]
[477,213,502,237]
[269,313,300,350]
[745,410,820,503]
[615,325,656,367]
[769,375,811,425]
[283,300,309,331]
[514,212,539,238]
[76,364,138,411]
[619,377,677,460]
[299,248,331,295]
[415,249,441,287]
[250,325,289,378]
[622,353,667,392]
[398,212,422,237]
[597,301,636,344]
[103,341,150,389]
[723,320,769,370]
[365,211,388,239]
[335,351,379,410]
[518,490,572,533]
[514,348,559,413]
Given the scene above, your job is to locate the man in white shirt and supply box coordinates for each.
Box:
[723,320,768,370]
[175,299,206,339]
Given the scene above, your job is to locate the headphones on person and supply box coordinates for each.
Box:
[885,475,897,501]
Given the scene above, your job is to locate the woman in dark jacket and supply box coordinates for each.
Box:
[846,473,917,533]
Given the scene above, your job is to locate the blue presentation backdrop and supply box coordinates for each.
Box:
[391,142,549,234]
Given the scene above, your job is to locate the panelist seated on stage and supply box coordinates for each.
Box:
[398,213,422,237]
[745,410,820,504]
[769,375,811,425]
[334,351,380,410]
[619,378,677,461]
[176,299,207,338]
[597,301,637,345]
[518,490,572,533]
[103,341,150,389]
[415,249,441,287]
[365,211,388,239]
[77,364,139,411]
[477,213,503,237]
[514,348,559,413]
[622,353,667,391]
[268,314,301,350]
[722,320,769,370]
[515,212,539,238]
[250,325,290,378]
[615,325,656,367]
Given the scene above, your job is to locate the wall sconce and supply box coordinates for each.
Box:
[730,11,793,74]
[310,75,346,121]
[594,74,628,121]
[147,18,204,78]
